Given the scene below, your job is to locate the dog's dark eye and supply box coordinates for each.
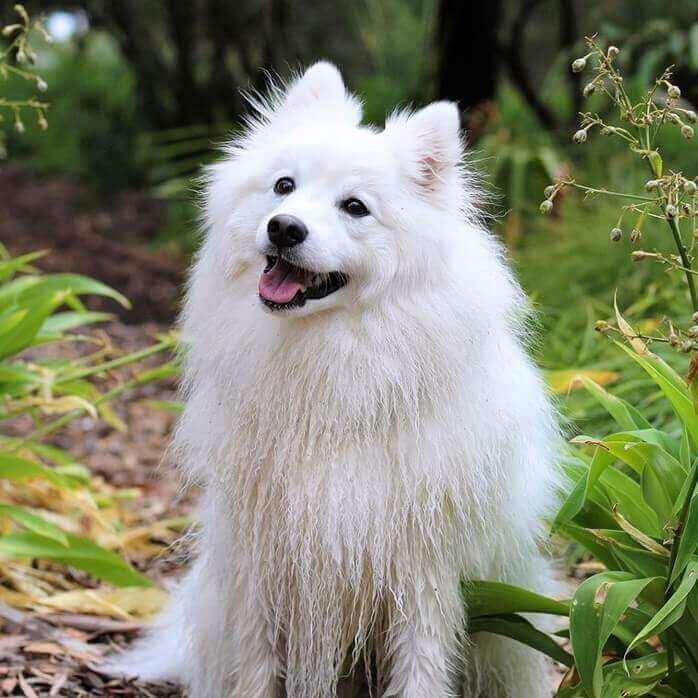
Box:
[274,177,295,195]
[341,198,370,217]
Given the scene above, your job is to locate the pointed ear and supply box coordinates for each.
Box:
[385,101,463,193]
[281,61,362,125]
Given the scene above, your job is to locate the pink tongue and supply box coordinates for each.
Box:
[259,258,307,303]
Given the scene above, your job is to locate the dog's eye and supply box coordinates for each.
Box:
[341,198,370,217]
[274,177,295,195]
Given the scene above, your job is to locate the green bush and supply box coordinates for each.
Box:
[469,38,698,696]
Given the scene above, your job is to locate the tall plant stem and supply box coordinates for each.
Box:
[667,215,698,313]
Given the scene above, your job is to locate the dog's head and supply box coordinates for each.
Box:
[203,62,471,318]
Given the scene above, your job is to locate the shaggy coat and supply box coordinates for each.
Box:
[111,63,560,697]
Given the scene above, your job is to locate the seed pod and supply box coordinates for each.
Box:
[607,46,619,59]
[544,185,556,198]
[645,180,659,192]
[14,119,25,134]
[667,113,680,124]
[667,84,681,99]
[583,83,596,97]
[683,203,693,216]
[539,200,553,215]
[573,129,587,144]
[610,227,622,242]
[36,79,47,92]
[666,204,677,219]
[681,340,694,353]
[684,180,697,194]
[630,229,642,244]
[37,114,48,131]
[688,326,698,339]
[693,311,698,323]
[572,57,587,73]
[686,111,697,124]
[594,320,610,333]
[682,125,694,140]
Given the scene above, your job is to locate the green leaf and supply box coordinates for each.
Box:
[576,376,651,431]
[463,580,569,618]
[0,251,46,282]
[570,572,662,698]
[0,453,73,490]
[470,613,573,667]
[0,531,152,587]
[614,342,698,447]
[39,311,113,336]
[0,504,68,546]
[669,487,698,585]
[16,274,130,309]
[626,561,698,658]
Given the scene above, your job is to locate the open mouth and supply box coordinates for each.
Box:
[258,255,348,311]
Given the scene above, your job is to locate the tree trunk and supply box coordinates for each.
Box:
[436,0,501,111]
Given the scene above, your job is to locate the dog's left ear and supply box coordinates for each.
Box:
[386,101,463,194]
[280,62,362,125]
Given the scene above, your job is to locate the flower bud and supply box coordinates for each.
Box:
[666,204,677,219]
[573,129,587,144]
[681,340,694,353]
[607,46,619,59]
[572,57,587,73]
[1,24,20,36]
[610,227,622,242]
[684,180,697,194]
[686,111,697,124]
[631,250,649,261]
[14,119,25,134]
[16,48,26,63]
[667,113,680,124]
[37,114,48,131]
[601,126,615,136]
[688,326,698,339]
[683,203,692,216]
[682,125,694,140]
[667,84,681,99]
[692,311,698,323]
[583,83,596,97]
[630,229,642,244]
[36,78,47,92]
[539,200,553,215]
[544,185,556,198]
[594,320,610,333]
[645,180,659,192]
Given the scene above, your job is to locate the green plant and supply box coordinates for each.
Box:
[0,3,49,157]
[0,246,179,598]
[0,7,180,615]
[464,38,698,697]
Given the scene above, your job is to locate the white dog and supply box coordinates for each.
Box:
[112,63,559,697]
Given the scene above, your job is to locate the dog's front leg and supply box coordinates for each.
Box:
[383,575,463,698]
[229,574,282,698]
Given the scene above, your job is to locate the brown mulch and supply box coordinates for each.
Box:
[0,166,185,324]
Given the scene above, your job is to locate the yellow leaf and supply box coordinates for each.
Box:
[35,586,168,619]
[546,370,620,394]
[614,293,650,355]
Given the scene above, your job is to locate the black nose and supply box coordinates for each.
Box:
[267,214,308,248]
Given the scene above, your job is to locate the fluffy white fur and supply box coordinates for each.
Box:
[109,62,560,697]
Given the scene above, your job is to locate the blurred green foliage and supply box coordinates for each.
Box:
[5,30,145,192]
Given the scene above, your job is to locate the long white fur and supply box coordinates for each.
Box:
[109,62,560,697]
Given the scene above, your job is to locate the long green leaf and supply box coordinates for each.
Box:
[0,531,151,587]
[470,613,573,667]
[570,572,662,698]
[0,504,68,546]
[464,580,569,618]
[626,560,698,658]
